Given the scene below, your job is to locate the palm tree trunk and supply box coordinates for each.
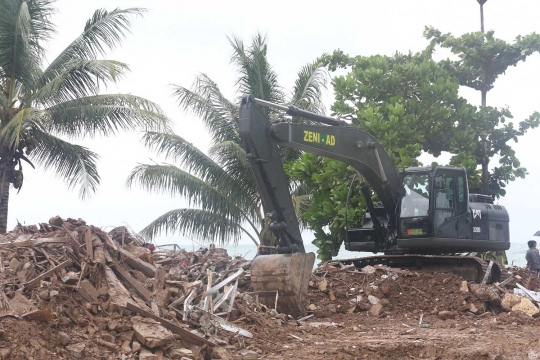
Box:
[0,161,11,234]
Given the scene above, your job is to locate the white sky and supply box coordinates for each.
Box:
[9,0,540,259]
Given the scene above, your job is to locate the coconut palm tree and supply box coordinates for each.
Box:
[127,33,325,246]
[0,2,169,233]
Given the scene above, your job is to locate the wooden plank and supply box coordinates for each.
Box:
[24,260,72,287]
[62,225,81,258]
[102,233,119,252]
[112,263,153,304]
[117,247,156,278]
[125,302,217,347]
[104,266,132,308]
[93,245,106,265]
[155,268,166,290]
[85,229,94,260]
[0,237,70,249]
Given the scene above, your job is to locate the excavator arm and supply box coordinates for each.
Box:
[239,94,400,253]
[239,94,403,317]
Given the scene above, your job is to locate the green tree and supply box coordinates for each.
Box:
[425,27,540,197]
[0,1,168,233]
[290,49,479,260]
[127,34,325,246]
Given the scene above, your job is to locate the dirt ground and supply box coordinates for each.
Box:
[239,309,540,360]
[230,265,540,360]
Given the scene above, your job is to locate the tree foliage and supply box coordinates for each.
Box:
[129,33,327,246]
[0,2,168,232]
[425,27,540,196]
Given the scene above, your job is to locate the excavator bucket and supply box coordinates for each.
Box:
[251,252,316,319]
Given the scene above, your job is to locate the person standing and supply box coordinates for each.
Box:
[525,240,540,274]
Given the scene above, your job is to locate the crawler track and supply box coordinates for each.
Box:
[337,255,502,283]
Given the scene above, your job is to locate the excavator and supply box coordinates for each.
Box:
[238,94,510,317]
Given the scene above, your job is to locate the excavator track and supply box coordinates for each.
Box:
[337,255,502,284]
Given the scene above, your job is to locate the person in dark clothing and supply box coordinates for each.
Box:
[525,240,540,274]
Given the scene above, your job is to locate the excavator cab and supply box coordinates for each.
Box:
[347,166,510,254]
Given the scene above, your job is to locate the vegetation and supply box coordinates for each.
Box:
[0,1,168,233]
[128,33,326,246]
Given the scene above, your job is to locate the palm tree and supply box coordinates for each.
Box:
[0,2,169,233]
[127,33,325,246]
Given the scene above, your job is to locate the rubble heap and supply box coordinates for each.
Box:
[305,260,540,320]
[0,216,252,359]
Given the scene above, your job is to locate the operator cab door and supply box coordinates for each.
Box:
[432,169,468,239]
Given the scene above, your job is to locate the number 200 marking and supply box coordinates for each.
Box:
[473,227,481,233]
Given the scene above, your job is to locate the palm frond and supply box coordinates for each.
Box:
[35,59,129,106]
[29,126,100,199]
[140,208,244,245]
[172,75,239,145]
[0,107,45,149]
[209,140,262,222]
[0,0,52,87]
[40,8,143,87]
[228,33,285,105]
[126,163,248,223]
[0,91,8,111]
[45,94,169,138]
[140,132,249,198]
[290,61,327,114]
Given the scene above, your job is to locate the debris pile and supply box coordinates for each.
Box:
[305,260,540,321]
[0,216,253,359]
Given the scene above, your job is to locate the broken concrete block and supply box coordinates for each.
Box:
[58,332,71,346]
[49,216,63,227]
[66,342,86,359]
[469,303,479,314]
[79,280,99,302]
[0,348,11,359]
[361,265,376,275]
[437,311,455,320]
[9,258,20,272]
[369,303,384,316]
[511,298,539,317]
[308,304,317,311]
[61,272,79,285]
[170,348,194,359]
[121,340,131,354]
[139,349,158,360]
[473,288,491,301]
[7,291,37,316]
[502,293,523,312]
[133,318,174,348]
[368,295,380,305]
[468,283,480,293]
[328,290,336,301]
[238,349,259,359]
[460,281,469,293]
[132,341,141,353]
[318,278,327,291]
[119,330,134,342]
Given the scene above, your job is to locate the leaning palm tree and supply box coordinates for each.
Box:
[127,33,325,246]
[0,2,168,233]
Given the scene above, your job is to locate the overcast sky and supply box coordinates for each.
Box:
[9,0,540,261]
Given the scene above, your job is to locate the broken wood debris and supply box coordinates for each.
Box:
[0,216,251,359]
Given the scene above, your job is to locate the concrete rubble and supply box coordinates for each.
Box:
[0,216,254,359]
